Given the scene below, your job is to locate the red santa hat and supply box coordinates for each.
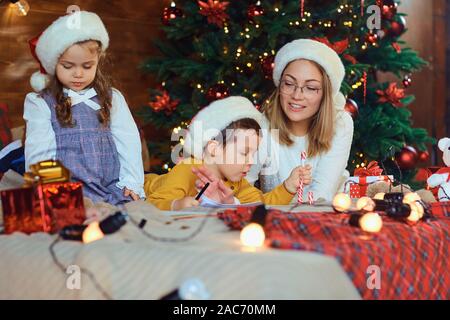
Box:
[29,11,109,92]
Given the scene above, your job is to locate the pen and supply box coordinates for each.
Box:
[195,182,210,200]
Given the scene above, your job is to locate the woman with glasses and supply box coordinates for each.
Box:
[247,39,354,203]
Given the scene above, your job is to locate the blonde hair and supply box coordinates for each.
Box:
[262,59,335,157]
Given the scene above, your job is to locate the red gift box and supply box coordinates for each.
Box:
[346,161,393,198]
[1,160,85,234]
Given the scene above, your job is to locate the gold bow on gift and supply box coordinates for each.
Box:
[24,160,71,185]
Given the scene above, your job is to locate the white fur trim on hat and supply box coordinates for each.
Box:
[35,11,109,77]
[30,71,51,92]
[183,96,264,160]
[273,39,345,100]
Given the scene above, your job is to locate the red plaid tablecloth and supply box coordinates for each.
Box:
[218,205,450,300]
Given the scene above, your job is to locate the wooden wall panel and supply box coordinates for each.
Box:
[0,0,166,127]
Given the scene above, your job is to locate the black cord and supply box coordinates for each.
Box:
[49,236,112,300]
[126,206,216,243]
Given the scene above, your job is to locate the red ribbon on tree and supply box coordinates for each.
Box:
[300,0,305,18]
[361,0,364,16]
[376,82,405,107]
[363,71,367,104]
[314,37,357,64]
[198,0,230,28]
[148,90,180,115]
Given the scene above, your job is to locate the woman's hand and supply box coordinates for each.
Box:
[123,187,140,201]
[192,166,235,204]
[283,164,312,194]
[172,196,200,211]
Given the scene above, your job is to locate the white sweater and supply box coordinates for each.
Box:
[247,110,354,202]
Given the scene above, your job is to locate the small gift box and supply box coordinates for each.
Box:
[345,161,393,198]
[1,160,85,234]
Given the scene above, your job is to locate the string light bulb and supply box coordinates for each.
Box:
[356,197,375,212]
[9,0,30,16]
[359,212,383,233]
[240,205,267,248]
[332,193,352,212]
[374,193,385,200]
[402,192,421,205]
[82,211,128,244]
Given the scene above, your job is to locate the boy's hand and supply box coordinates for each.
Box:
[123,187,140,201]
[172,196,200,211]
[284,164,312,194]
[192,166,235,204]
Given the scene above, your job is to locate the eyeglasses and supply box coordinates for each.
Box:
[279,79,322,98]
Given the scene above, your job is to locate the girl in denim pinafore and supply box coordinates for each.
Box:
[24,11,144,205]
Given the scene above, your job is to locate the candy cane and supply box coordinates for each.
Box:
[297,151,307,204]
[308,191,314,205]
[297,180,304,204]
[300,151,307,166]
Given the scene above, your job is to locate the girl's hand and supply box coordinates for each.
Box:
[192,166,235,204]
[123,187,140,201]
[172,196,200,211]
[284,164,312,194]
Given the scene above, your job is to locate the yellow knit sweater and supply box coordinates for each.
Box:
[145,160,294,210]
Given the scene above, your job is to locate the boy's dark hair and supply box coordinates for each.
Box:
[214,118,261,147]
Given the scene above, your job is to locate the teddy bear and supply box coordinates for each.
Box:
[426,137,450,202]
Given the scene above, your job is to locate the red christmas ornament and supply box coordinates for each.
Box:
[344,99,359,119]
[376,82,405,107]
[261,55,275,79]
[344,98,359,119]
[386,16,406,38]
[247,2,264,21]
[418,150,430,163]
[395,146,418,170]
[162,5,183,26]
[206,83,230,102]
[379,0,398,20]
[148,90,180,115]
[402,74,412,88]
[198,0,230,28]
[365,32,378,45]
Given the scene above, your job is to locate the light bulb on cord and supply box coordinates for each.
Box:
[407,202,424,222]
[332,193,352,212]
[359,212,383,233]
[373,192,385,200]
[240,205,267,248]
[9,0,30,16]
[82,211,128,244]
[240,223,265,247]
[356,196,375,212]
[402,192,421,205]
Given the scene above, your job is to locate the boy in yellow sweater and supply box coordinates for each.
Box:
[145,96,311,210]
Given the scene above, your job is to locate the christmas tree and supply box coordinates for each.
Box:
[138,0,433,186]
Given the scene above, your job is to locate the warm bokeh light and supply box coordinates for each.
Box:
[82,221,104,244]
[403,192,421,205]
[359,212,383,233]
[240,223,265,248]
[356,196,375,211]
[332,193,352,212]
[373,193,385,200]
